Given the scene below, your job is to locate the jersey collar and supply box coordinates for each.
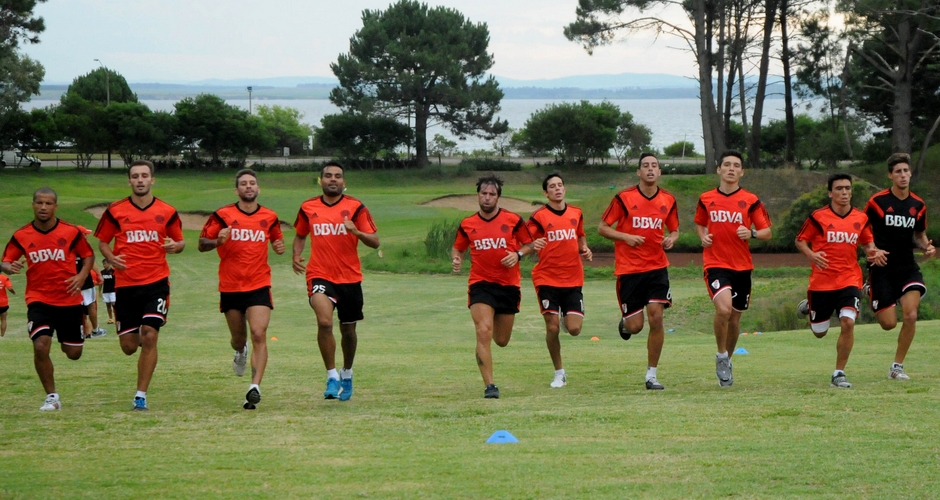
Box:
[320,194,344,207]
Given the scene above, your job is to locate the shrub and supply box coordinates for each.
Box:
[424,219,461,259]
[663,141,696,157]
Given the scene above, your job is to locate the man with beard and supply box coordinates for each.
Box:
[3,187,95,410]
[95,160,185,411]
[200,169,285,409]
[293,162,380,402]
[452,175,534,399]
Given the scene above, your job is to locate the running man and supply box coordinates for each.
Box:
[0,273,14,338]
[100,259,116,324]
[80,259,106,338]
[694,150,772,386]
[598,153,679,390]
[200,169,285,409]
[795,174,885,388]
[2,187,94,410]
[292,161,379,402]
[864,153,935,380]
[452,175,534,399]
[527,173,592,388]
[95,160,185,411]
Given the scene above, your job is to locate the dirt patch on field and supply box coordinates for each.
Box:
[84,205,292,231]
[587,252,808,268]
[420,194,540,213]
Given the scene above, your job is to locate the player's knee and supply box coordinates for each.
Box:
[568,326,582,336]
[902,309,918,325]
[494,337,510,348]
[250,328,267,342]
[121,344,138,355]
[66,349,83,360]
[877,317,897,330]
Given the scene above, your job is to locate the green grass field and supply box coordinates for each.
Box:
[2,168,939,498]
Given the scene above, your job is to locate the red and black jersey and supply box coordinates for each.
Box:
[864,189,927,268]
[0,274,12,307]
[527,204,585,288]
[694,187,772,271]
[101,268,115,294]
[201,204,283,292]
[294,195,377,285]
[95,197,183,288]
[797,205,873,291]
[454,208,533,287]
[2,219,95,306]
[601,186,679,275]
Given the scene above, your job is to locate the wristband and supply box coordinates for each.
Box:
[750,229,757,239]
[516,251,524,260]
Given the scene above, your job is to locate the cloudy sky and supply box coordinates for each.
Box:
[24,0,694,84]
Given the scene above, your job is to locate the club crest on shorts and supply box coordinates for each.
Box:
[872,300,879,310]
[26,321,33,333]
[711,279,720,290]
[542,299,550,309]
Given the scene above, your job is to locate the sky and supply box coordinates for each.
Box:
[23,0,695,84]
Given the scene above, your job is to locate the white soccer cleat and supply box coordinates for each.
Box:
[550,373,567,388]
[889,363,910,380]
[40,395,60,411]
[233,345,248,377]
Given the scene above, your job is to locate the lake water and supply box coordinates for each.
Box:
[24,98,815,155]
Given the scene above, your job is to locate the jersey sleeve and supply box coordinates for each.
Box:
[269,215,284,242]
[94,208,120,243]
[749,200,772,229]
[166,212,183,241]
[864,198,881,220]
[601,197,626,227]
[665,200,679,232]
[352,205,378,234]
[513,217,533,245]
[526,215,545,239]
[694,198,709,227]
[293,207,310,237]
[2,236,24,263]
[576,212,586,238]
[200,212,225,240]
[859,223,874,245]
[453,223,470,252]
[796,215,820,242]
[915,205,927,232]
[73,232,94,259]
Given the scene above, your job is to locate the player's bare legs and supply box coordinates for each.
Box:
[1,311,7,337]
[33,336,82,407]
[646,304,665,368]
[712,290,740,386]
[339,323,357,370]
[894,290,921,364]
[544,313,582,371]
[246,306,270,385]
[136,326,159,392]
[836,316,854,371]
[310,293,337,370]
[471,303,515,386]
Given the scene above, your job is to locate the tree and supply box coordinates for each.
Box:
[175,94,273,166]
[66,67,137,105]
[104,102,178,163]
[330,0,507,167]
[521,100,620,164]
[0,0,46,115]
[54,93,108,170]
[611,112,653,168]
[315,112,412,165]
[429,133,458,164]
[255,104,314,153]
[491,128,515,157]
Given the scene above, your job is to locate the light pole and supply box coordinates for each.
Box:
[247,86,253,114]
[94,59,112,168]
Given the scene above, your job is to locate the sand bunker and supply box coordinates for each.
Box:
[84,205,292,231]
[420,194,540,213]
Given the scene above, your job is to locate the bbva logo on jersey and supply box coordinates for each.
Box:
[472,237,507,250]
[547,229,577,241]
[126,230,160,243]
[632,217,663,230]
[709,210,743,224]
[311,223,347,236]
[826,231,858,244]
[28,248,66,262]
[885,214,916,228]
[230,228,267,242]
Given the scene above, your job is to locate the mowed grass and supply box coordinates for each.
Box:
[1,169,939,498]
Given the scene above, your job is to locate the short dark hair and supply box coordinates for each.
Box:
[718,150,744,167]
[33,186,57,202]
[102,258,109,265]
[128,159,154,176]
[476,174,503,196]
[638,152,659,167]
[322,161,344,175]
[235,168,257,187]
[887,152,911,172]
[542,172,563,191]
[827,173,853,191]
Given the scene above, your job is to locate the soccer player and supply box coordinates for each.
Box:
[2,187,94,410]
[200,169,285,409]
[0,271,15,337]
[528,173,592,388]
[795,174,886,388]
[598,153,679,390]
[95,160,185,411]
[864,153,935,380]
[452,175,534,399]
[80,260,106,338]
[292,161,379,402]
[100,258,116,324]
[694,150,772,386]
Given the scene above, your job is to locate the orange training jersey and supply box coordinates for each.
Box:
[94,197,183,288]
[0,274,12,307]
[694,187,772,271]
[797,205,873,291]
[201,204,283,292]
[528,204,586,288]
[601,186,679,275]
[294,195,377,284]
[2,219,94,306]
[454,208,533,287]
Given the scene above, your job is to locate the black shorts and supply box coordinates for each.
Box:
[617,268,672,318]
[220,286,274,313]
[807,287,860,331]
[535,285,584,316]
[704,268,751,311]
[27,302,85,346]
[0,305,8,314]
[115,278,170,336]
[868,264,926,312]
[468,281,521,315]
[309,279,364,324]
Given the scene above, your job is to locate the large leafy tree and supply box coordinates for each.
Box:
[520,100,621,164]
[330,0,507,167]
[315,112,412,164]
[67,67,137,105]
[175,94,273,165]
[255,104,313,153]
[1,0,46,133]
